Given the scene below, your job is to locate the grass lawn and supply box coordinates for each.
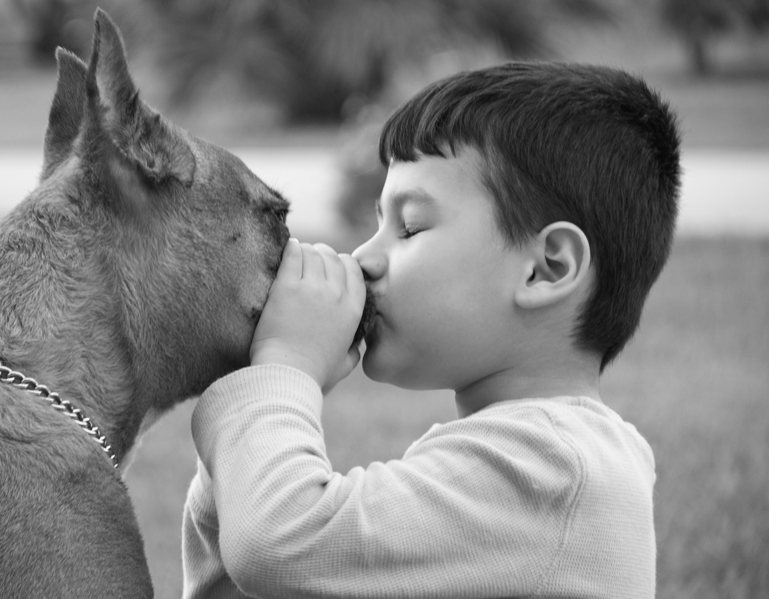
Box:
[125,235,769,599]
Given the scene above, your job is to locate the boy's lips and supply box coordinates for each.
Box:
[353,284,379,345]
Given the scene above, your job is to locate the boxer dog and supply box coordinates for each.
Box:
[0,9,373,597]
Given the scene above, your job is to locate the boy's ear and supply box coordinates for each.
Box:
[515,222,592,310]
[82,9,195,195]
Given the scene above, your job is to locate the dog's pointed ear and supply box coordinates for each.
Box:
[84,9,195,188]
[41,48,87,181]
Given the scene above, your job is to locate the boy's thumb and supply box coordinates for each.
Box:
[276,238,302,281]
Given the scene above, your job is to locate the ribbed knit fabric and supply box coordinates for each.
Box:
[182,365,656,599]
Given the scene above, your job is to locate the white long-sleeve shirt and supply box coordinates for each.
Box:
[182,365,656,598]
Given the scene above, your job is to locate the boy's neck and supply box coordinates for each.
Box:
[454,350,602,418]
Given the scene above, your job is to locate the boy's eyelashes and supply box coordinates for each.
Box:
[400,223,422,239]
[374,213,424,239]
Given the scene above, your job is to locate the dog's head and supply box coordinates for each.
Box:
[39,10,290,402]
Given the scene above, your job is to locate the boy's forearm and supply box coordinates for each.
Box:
[193,364,449,597]
[190,364,334,596]
[193,364,388,596]
[190,365,572,599]
[182,461,249,598]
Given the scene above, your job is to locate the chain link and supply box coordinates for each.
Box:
[0,361,119,469]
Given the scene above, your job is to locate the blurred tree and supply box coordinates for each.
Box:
[8,0,138,64]
[136,0,613,236]
[661,0,769,75]
[8,0,89,62]
[141,0,612,123]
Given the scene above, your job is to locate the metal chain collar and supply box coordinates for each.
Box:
[0,360,119,469]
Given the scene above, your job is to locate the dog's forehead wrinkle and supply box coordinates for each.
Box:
[203,153,276,212]
[251,183,284,211]
[202,146,281,210]
[263,184,289,208]
[237,177,290,216]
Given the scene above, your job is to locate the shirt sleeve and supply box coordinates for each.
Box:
[182,459,249,599]
[189,364,584,599]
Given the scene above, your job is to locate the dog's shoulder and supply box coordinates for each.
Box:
[0,386,152,597]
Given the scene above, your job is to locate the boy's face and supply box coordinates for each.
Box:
[352,149,531,391]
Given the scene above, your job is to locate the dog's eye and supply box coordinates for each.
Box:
[258,205,289,224]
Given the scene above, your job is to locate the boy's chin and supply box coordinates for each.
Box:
[360,343,383,381]
[360,343,397,385]
[361,347,433,390]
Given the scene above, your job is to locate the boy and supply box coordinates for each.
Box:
[182,62,681,598]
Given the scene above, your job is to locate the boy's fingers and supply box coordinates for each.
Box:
[339,254,366,307]
[276,238,302,281]
[313,244,346,287]
[300,243,326,281]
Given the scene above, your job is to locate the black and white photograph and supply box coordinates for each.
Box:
[1,1,767,598]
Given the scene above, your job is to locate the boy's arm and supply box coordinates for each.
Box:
[182,238,365,598]
[192,363,580,599]
[182,460,248,599]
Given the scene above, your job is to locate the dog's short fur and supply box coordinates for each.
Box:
[0,10,324,597]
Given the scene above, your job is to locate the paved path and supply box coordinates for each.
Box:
[1,148,767,238]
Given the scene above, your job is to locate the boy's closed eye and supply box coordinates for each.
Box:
[398,199,436,239]
[377,188,438,228]
[400,223,422,239]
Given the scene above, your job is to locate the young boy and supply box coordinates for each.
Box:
[182,62,681,598]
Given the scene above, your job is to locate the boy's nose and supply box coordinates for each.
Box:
[352,236,387,282]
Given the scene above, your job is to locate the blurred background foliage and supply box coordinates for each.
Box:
[132,0,612,122]
[5,0,768,234]
[7,0,768,98]
[7,0,614,121]
[662,0,769,75]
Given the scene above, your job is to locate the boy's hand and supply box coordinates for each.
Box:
[250,239,366,393]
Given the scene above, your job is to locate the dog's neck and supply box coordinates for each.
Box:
[0,279,147,464]
[0,204,190,464]
[0,337,142,466]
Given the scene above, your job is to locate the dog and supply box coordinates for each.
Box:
[0,9,373,598]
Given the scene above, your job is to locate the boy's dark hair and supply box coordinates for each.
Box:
[379,62,681,371]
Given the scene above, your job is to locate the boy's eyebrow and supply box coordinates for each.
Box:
[376,189,438,217]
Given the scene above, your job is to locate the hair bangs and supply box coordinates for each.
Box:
[378,78,485,166]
